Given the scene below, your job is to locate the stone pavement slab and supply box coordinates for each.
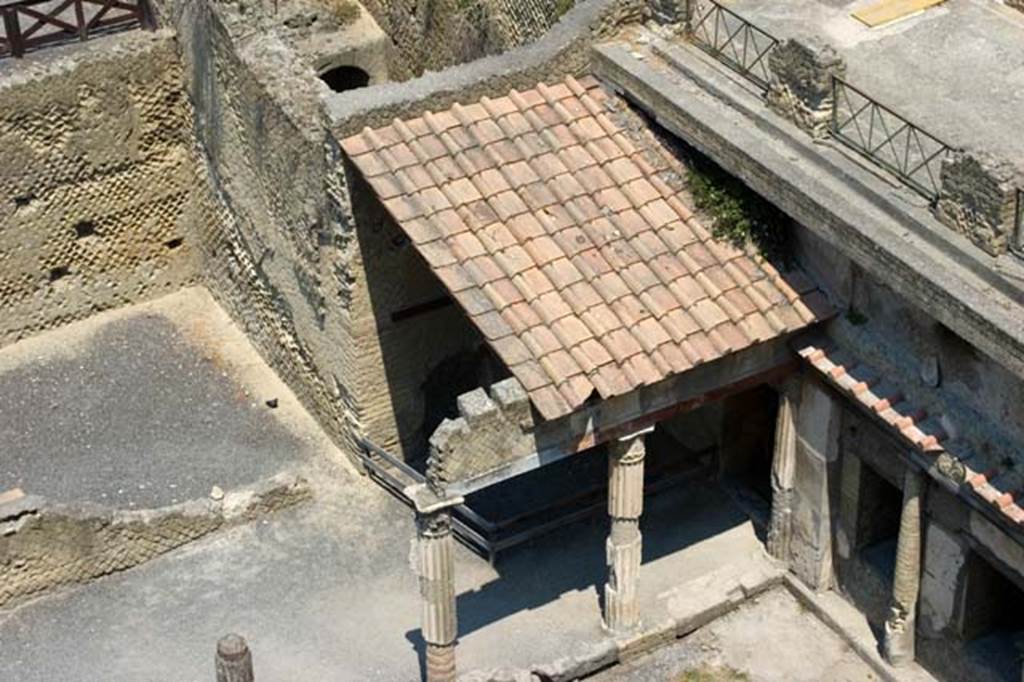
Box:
[0,287,327,509]
[588,587,882,682]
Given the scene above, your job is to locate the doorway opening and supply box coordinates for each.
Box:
[319,65,370,92]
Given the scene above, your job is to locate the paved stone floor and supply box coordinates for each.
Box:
[0,287,325,508]
[728,0,1024,162]
[589,588,880,681]
[0,449,772,681]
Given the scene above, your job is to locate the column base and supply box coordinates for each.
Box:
[883,616,916,667]
[425,642,456,682]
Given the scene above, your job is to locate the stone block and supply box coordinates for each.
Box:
[457,388,499,426]
[766,38,846,139]
[935,151,1021,257]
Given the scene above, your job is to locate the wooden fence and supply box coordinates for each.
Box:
[0,0,155,59]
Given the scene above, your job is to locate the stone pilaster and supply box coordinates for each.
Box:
[766,38,846,139]
[767,381,799,561]
[604,432,647,633]
[407,485,464,682]
[883,468,926,667]
[935,151,1021,257]
[789,378,841,591]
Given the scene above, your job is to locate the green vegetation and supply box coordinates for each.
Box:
[675,664,750,682]
[686,156,791,268]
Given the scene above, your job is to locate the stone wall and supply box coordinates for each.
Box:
[153,0,370,457]
[0,31,202,347]
[0,474,310,608]
[426,378,536,490]
[358,0,577,82]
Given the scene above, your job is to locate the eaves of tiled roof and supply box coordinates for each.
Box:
[797,341,1024,527]
[342,75,832,420]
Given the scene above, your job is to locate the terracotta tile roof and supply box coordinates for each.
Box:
[342,75,832,420]
[797,341,1024,527]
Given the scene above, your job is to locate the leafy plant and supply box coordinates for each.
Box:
[686,156,791,268]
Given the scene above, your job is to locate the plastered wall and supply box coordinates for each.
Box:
[0,31,202,346]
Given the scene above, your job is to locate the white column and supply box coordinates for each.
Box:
[604,432,647,633]
[883,467,926,666]
[407,485,463,682]
[768,380,799,561]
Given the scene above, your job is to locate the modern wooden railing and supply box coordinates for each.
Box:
[0,0,155,59]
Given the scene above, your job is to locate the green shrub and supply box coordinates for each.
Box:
[686,157,791,268]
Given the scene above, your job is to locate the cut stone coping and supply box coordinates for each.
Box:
[0,471,311,609]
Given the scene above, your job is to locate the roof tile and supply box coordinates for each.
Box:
[344,76,831,420]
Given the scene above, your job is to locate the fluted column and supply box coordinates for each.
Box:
[407,484,463,682]
[768,381,799,561]
[883,467,926,666]
[604,432,647,633]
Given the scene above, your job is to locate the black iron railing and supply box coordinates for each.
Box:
[1012,189,1024,259]
[688,0,779,90]
[0,0,155,59]
[830,76,954,203]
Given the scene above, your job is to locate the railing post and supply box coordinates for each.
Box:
[3,9,24,58]
[139,0,158,30]
[215,634,254,682]
[74,0,87,41]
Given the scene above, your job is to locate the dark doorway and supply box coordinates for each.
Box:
[717,385,780,527]
[319,65,370,92]
[958,550,1024,681]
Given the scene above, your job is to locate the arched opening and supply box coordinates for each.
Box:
[319,65,370,92]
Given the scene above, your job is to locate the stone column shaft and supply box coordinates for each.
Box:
[768,385,798,561]
[407,484,463,682]
[604,434,646,633]
[884,467,925,667]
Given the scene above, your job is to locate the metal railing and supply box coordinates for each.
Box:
[1012,189,1024,259]
[830,76,954,203]
[0,0,155,59]
[688,0,779,90]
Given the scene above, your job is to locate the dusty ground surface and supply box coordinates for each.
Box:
[589,588,879,682]
[728,0,1024,162]
[0,453,771,680]
[0,287,332,508]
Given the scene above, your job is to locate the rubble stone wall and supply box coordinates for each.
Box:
[154,0,369,457]
[359,0,576,82]
[0,31,203,347]
[0,474,310,609]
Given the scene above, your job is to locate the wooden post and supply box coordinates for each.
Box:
[215,634,254,682]
[3,8,24,58]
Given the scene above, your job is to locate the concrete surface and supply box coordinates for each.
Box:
[0,467,770,681]
[0,287,329,508]
[728,0,1024,164]
[588,587,879,681]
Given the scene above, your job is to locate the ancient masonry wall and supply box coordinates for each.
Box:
[153,0,366,456]
[0,474,310,609]
[0,31,203,347]
[359,0,575,82]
